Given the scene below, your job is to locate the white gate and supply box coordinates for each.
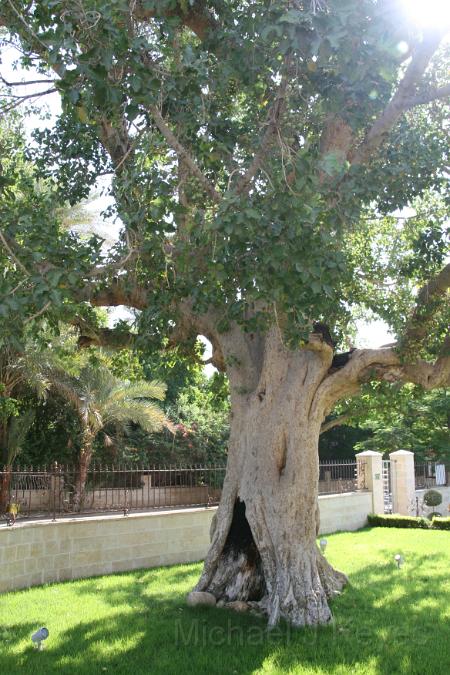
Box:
[382,460,392,514]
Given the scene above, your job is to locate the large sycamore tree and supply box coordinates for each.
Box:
[1,1,449,626]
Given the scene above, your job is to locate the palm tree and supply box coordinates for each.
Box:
[50,364,170,508]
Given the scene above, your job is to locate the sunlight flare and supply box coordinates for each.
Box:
[402,0,450,29]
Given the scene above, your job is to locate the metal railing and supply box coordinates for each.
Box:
[415,462,448,490]
[0,459,365,523]
[0,464,226,522]
[318,459,363,495]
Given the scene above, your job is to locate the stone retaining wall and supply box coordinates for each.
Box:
[0,491,372,594]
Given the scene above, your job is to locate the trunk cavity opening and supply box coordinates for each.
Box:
[208,498,266,603]
[276,432,288,477]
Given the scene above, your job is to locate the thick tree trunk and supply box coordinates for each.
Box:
[194,330,347,626]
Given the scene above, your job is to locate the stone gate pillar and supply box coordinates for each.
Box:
[355,450,384,515]
[389,449,415,516]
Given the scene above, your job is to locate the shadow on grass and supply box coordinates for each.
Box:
[0,622,38,647]
[2,552,450,675]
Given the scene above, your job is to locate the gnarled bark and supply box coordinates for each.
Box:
[194,329,347,627]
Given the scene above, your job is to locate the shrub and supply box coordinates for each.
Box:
[427,511,442,520]
[431,517,450,530]
[368,514,430,529]
[423,490,443,509]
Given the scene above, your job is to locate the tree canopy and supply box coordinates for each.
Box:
[0,1,448,377]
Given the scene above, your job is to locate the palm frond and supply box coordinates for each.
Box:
[109,380,167,403]
[6,409,35,464]
[104,400,169,433]
[47,369,85,413]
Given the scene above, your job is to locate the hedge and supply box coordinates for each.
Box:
[431,517,450,530]
[368,514,430,529]
[368,514,450,530]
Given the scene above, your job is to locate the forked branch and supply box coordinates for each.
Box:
[350,30,446,165]
[149,105,222,204]
[235,72,289,197]
[316,260,450,409]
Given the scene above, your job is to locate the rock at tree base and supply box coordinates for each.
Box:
[225,601,250,613]
[186,591,216,607]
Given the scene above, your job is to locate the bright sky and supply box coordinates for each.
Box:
[402,0,450,29]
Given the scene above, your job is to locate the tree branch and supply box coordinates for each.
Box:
[316,344,450,414]
[1,3,132,170]
[399,262,450,356]
[350,30,446,165]
[320,413,351,435]
[24,301,52,325]
[234,72,289,197]
[80,277,148,311]
[319,115,354,163]
[77,327,136,350]
[0,87,57,114]
[0,230,30,276]
[314,262,450,408]
[97,116,132,168]
[149,105,221,204]
[131,1,218,40]
[404,83,450,107]
[0,75,56,86]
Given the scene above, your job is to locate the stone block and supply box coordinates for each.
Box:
[24,557,39,574]
[29,543,45,558]
[59,539,73,554]
[3,546,17,563]
[58,567,73,582]
[71,549,105,566]
[44,540,60,555]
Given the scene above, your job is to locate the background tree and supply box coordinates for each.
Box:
[49,364,169,507]
[350,384,449,461]
[0,342,54,507]
[1,1,449,626]
[17,334,230,466]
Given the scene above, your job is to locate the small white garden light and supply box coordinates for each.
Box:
[320,538,328,554]
[394,554,404,569]
[31,627,49,650]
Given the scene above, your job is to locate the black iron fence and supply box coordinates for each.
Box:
[318,459,363,495]
[415,462,448,490]
[1,459,365,523]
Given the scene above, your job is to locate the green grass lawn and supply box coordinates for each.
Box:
[1,528,449,675]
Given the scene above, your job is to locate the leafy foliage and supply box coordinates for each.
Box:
[0,109,103,348]
[0,340,55,465]
[0,2,448,479]
[1,0,448,349]
[49,363,168,439]
[431,517,450,530]
[2,409,35,466]
[423,489,443,508]
[368,514,430,529]
[347,384,450,459]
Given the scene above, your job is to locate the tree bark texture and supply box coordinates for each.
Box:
[194,327,347,626]
[73,436,94,511]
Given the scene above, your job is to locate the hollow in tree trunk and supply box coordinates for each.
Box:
[194,329,347,627]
